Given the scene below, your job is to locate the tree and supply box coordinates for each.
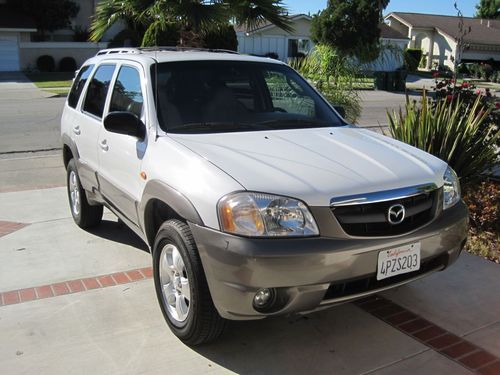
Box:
[90,0,292,48]
[475,0,500,19]
[7,0,79,41]
[311,0,389,62]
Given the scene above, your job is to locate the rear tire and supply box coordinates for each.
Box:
[153,219,225,345]
[66,159,103,229]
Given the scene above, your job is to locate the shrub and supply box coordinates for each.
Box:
[457,63,470,76]
[291,45,362,123]
[108,29,143,47]
[36,55,55,72]
[72,26,89,42]
[387,92,499,186]
[404,48,422,71]
[468,63,482,79]
[58,57,77,72]
[480,63,494,81]
[202,24,238,51]
[433,77,499,147]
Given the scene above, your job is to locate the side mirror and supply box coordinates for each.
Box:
[333,105,346,118]
[103,111,145,139]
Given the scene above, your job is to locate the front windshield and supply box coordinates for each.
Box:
[152,60,345,134]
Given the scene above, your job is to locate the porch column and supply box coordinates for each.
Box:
[425,32,435,70]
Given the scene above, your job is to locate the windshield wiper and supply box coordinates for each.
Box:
[168,122,272,133]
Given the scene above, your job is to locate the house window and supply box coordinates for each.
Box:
[287,39,311,58]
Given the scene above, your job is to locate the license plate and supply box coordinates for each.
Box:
[377,243,421,281]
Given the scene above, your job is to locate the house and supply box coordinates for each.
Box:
[385,12,500,70]
[0,0,108,72]
[235,14,409,71]
[362,23,409,71]
[235,14,314,61]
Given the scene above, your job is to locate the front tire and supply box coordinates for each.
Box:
[153,219,225,345]
[66,159,103,228]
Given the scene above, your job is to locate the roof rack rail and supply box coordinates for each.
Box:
[96,48,140,56]
[138,46,240,54]
[95,46,240,57]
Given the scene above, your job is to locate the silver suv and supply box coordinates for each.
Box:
[61,47,468,345]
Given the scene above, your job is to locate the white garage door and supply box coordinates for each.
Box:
[0,38,20,71]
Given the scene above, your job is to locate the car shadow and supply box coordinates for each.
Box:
[189,301,416,374]
[87,219,149,253]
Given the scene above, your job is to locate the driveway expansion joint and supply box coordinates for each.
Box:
[356,295,500,374]
[0,267,153,307]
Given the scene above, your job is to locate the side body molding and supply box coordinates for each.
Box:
[138,180,204,243]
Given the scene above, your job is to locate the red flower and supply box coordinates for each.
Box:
[462,82,469,88]
[476,89,482,95]
[446,94,453,102]
[495,102,500,109]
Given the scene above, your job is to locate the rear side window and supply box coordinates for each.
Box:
[68,65,94,108]
[109,66,144,118]
[83,64,116,118]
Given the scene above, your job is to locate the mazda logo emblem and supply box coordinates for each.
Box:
[387,204,405,225]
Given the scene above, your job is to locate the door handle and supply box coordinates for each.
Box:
[73,125,81,135]
[100,139,109,152]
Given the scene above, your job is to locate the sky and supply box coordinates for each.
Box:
[286,0,478,17]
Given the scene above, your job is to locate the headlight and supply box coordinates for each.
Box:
[218,192,319,237]
[443,166,460,210]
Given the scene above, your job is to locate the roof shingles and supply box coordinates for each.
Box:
[388,12,500,46]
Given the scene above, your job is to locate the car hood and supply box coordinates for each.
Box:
[169,127,447,206]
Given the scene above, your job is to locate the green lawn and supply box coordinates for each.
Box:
[26,72,74,89]
[43,88,70,96]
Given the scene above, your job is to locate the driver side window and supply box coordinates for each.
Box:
[264,71,315,117]
[109,66,144,118]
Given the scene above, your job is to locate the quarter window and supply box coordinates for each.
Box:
[83,64,116,118]
[68,64,94,108]
[109,66,144,118]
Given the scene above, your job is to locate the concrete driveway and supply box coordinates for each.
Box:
[0,82,499,374]
[0,155,499,375]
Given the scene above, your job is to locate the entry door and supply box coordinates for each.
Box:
[97,63,148,225]
[77,64,116,191]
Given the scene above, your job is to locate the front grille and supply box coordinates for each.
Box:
[332,190,439,237]
[323,253,447,301]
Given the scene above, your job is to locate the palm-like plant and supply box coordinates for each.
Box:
[90,0,292,47]
[388,92,499,186]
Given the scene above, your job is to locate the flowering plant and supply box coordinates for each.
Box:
[433,77,499,147]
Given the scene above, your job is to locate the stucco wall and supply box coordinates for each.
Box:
[411,29,457,70]
[19,42,108,70]
[386,18,410,37]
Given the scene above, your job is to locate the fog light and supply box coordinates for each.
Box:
[253,288,275,311]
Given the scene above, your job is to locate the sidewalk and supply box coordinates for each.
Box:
[0,72,54,100]
[0,156,499,374]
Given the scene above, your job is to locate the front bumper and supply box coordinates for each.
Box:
[190,200,468,320]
